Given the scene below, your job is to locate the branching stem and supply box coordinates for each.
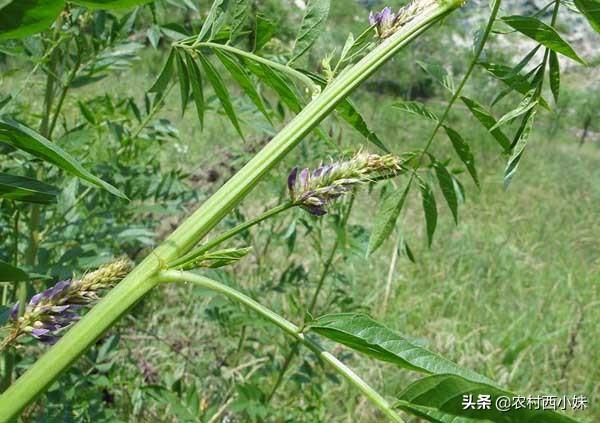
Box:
[156,271,404,423]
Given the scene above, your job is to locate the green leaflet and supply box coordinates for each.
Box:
[243,60,302,113]
[574,0,600,34]
[175,50,190,117]
[254,14,276,52]
[367,182,411,256]
[549,50,560,103]
[420,180,437,247]
[197,52,244,140]
[443,126,479,187]
[501,16,586,64]
[0,118,126,199]
[417,61,455,94]
[0,259,30,282]
[0,172,59,204]
[290,0,331,63]
[490,91,538,131]
[149,49,175,94]
[397,374,581,423]
[335,97,389,152]
[184,53,205,129]
[479,62,550,110]
[214,49,272,124]
[197,0,224,42]
[309,314,492,384]
[0,0,63,41]
[504,108,537,189]
[305,71,388,152]
[460,96,511,152]
[228,0,251,43]
[392,101,439,122]
[434,163,458,224]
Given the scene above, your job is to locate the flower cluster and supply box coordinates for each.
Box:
[4,258,130,346]
[369,0,438,39]
[288,152,404,216]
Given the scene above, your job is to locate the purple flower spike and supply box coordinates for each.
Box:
[286,152,404,217]
[3,259,130,348]
[368,6,397,38]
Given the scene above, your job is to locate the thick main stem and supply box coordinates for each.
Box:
[156,271,404,423]
[0,2,463,418]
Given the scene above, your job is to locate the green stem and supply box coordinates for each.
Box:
[0,2,462,418]
[412,0,502,172]
[130,83,176,140]
[156,271,404,423]
[168,202,294,268]
[268,195,355,401]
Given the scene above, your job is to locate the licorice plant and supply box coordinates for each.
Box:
[0,0,596,421]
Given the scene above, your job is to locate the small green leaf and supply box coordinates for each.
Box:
[420,181,437,247]
[290,0,331,63]
[197,52,244,140]
[501,16,586,64]
[443,126,479,187]
[336,98,389,152]
[0,0,63,41]
[397,374,581,423]
[184,54,205,129]
[244,60,302,113]
[181,247,252,270]
[0,259,29,282]
[0,118,126,199]
[367,182,411,256]
[78,101,97,125]
[434,163,458,224]
[214,49,272,124]
[479,62,550,110]
[504,108,537,189]
[0,172,59,204]
[149,49,175,94]
[309,314,492,384]
[460,96,511,152]
[417,61,455,94]
[392,101,438,122]
[198,0,224,42]
[229,0,251,42]
[175,50,190,116]
[574,0,600,34]
[490,91,538,131]
[254,14,276,52]
[549,50,560,103]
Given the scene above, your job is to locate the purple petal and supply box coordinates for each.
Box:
[10,303,19,320]
[287,167,298,193]
[299,168,309,189]
[302,204,327,216]
[31,328,51,338]
[368,11,377,26]
[28,293,43,307]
